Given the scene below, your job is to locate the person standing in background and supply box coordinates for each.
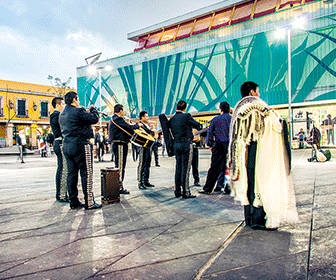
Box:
[16,129,26,164]
[50,97,68,202]
[199,102,231,195]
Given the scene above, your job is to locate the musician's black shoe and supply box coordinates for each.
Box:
[70,202,85,209]
[214,187,222,192]
[198,190,211,195]
[85,203,102,210]
[138,184,147,190]
[174,191,182,198]
[120,189,130,195]
[144,183,155,188]
[155,164,160,167]
[194,182,201,187]
[182,194,196,199]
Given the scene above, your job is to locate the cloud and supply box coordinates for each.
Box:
[0,26,121,88]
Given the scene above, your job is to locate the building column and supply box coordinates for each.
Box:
[31,123,38,148]
[5,123,14,147]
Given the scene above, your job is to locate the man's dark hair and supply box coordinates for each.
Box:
[64,91,78,105]
[219,102,230,113]
[176,100,187,111]
[51,97,63,109]
[240,81,258,98]
[114,104,123,113]
[139,111,147,120]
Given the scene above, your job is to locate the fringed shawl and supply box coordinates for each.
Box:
[228,96,270,181]
[228,96,298,228]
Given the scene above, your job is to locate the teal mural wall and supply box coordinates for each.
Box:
[77,2,336,118]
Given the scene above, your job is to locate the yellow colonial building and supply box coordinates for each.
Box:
[0,79,74,148]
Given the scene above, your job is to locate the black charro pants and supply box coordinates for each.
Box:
[113,142,128,184]
[53,140,67,199]
[174,141,193,196]
[63,142,95,208]
[137,147,152,185]
[191,145,199,184]
[152,144,159,166]
[244,141,266,227]
[97,143,105,161]
[203,142,229,193]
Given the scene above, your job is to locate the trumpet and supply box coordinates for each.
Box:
[83,106,109,117]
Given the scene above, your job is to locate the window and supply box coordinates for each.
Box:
[278,0,302,10]
[231,2,254,25]
[17,99,27,117]
[254,0,277,19]
[146,31,162,48]
[211,9,233,30]
[192,15,212,35]
[40,101,49,118]
[175,21,194,40]
[134,36,148,51]
[160,27,177,44]
[0,96,3,116]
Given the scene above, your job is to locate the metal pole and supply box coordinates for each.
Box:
[288,29,292,148]
[98,69,102,127]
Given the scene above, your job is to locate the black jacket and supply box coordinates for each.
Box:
[50,110,62,139]
[169,111,202,142]
[109,114,139,143]
[94,132,106,145]
[59,105,99,144]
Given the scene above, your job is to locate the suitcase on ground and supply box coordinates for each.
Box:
[101,168,121,204]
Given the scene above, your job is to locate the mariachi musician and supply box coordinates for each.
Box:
[59,91,101,210]
[108,104,141,194]
[191,128,202,187]
[137,111,155,190]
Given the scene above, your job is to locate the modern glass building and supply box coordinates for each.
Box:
[77,0,336,146]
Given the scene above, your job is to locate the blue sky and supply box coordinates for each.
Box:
[0,0,220,88]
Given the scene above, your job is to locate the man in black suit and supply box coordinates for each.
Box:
[137,111,155,190]
[59,91,101,210]
[108,104,141,194]
[94,128,106,162]
[169,100,202,199]
[50,97,68,202]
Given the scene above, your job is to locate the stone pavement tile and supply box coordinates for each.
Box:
[295,192,314,207]
[3,257,119,280]
[97,222,239,274]
[201,252,307,280]
[0,226,171,278]
[204,227,308,275]
[309,226,336,270]
[314,183,335,196]
[1,207,180,245]
[313,206,336,230]
[309,262,336,280]
[314,192,336,209]
[0,231,73,264]
[0,202,71,234]
[91,252,213,280]
[0,259,30,273]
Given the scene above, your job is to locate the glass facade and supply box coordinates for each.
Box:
[77,1,336,121]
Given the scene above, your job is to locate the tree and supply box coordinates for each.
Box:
[47,75,72,96]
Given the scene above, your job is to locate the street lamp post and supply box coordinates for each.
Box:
[287,28,292,148]
[87,64,113,127]
[98,69,102,127]
[275,16,307,148]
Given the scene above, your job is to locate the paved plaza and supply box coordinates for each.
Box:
[0,149,335,279]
